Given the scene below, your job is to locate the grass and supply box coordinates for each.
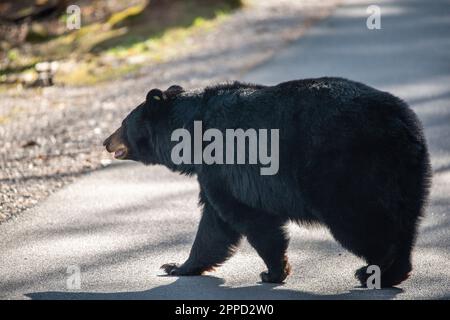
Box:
[1,0,242,87]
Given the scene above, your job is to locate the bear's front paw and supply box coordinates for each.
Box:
[260,271,287,283]
[160,263,203,276]
[260,259,291,283]
[161,263,182,275]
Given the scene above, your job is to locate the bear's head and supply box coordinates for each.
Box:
[103,85,184,165]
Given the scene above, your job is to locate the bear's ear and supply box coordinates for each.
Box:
[146,88,166,103]
[165,85,184,99]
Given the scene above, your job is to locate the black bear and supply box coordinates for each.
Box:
[103,78,431,287]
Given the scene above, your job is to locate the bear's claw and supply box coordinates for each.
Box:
[160,263,203,276]
[161,263,181,275]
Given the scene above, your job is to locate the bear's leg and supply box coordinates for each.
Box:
[198,178,291,283]
[325,213,414,288]
[245,218,291,283]
[161,198,241,276]
[354,233,414,288]
[303,149,423,287]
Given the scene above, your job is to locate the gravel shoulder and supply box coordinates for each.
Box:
[0,0,340,222]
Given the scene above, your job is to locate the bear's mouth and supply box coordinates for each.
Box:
[113,146,128,159]
[103,127,129,160]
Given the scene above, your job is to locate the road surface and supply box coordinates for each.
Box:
[1,0,449,299]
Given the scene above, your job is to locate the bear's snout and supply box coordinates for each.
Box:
[103,127,128,160]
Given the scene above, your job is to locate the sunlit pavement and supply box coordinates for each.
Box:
[1,0,449,299]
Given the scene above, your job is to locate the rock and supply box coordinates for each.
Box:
[22,140,40,148]
[34,61,59,86]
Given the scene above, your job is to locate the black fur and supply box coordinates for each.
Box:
[106,77,432,287]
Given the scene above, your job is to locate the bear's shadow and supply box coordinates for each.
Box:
[25,275,403,300]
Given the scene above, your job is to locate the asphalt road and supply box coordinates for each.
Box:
[1,0,449,299]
